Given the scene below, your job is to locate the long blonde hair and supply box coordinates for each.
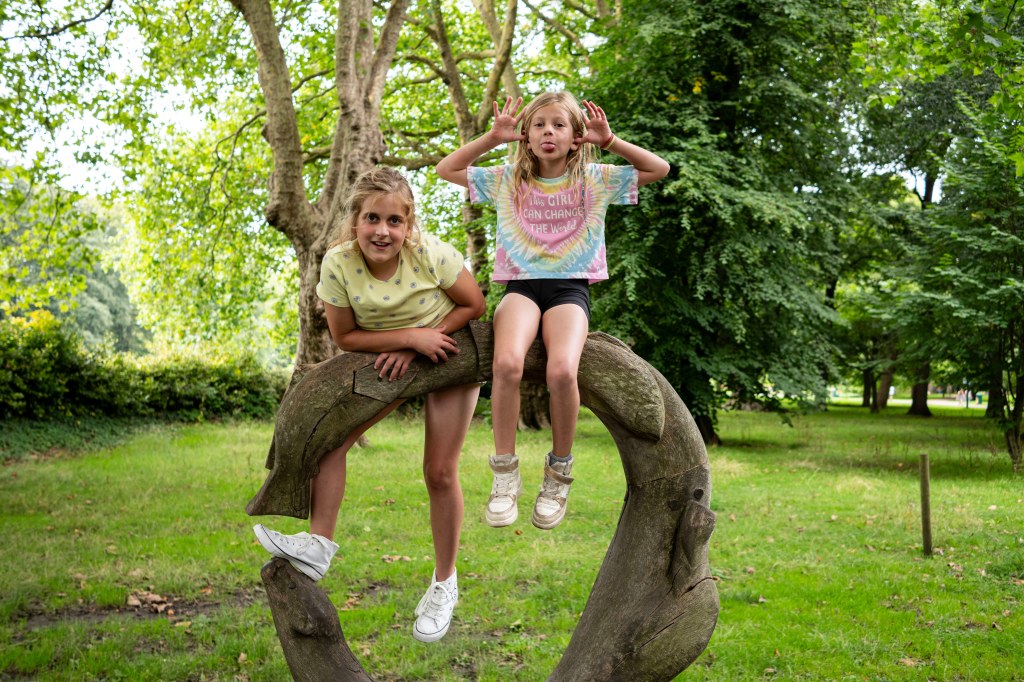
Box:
[331,167,421,250]
[511,92,595,211]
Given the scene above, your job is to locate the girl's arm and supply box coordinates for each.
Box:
[437,266,487,331]
[324,304,459,362]
[323,266,485,361]
[436,96,525,187]
[581,100,670,187]
[373,267,486,381]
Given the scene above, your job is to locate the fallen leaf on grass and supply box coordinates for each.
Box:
[237,652,247,664]
[899,658,918,667]
[175,621,192,628]
[381,555,411,563]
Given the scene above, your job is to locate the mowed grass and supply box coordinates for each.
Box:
[0,401,1021,681]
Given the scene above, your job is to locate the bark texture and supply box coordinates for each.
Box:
[249,322,718,680]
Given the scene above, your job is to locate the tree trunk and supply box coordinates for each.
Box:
[249,323,718,679]
[517,382,551,430]
[260,559,372,681]
[876,368,894,409]
[986,375,1005,419]
[231,0,410,366]
[907,363,932,417]
[461,200,490,295]
[862,368,874,407]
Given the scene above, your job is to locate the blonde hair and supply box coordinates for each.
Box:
[331,167,421,250]
[511,91,595,210]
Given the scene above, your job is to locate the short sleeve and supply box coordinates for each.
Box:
[315,247,351,308]
[467,165,508,205]
[595,164,639,205]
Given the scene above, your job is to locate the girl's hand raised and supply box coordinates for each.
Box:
[579,100,613,147]
[408,325,459,363]
[489,96,525,144]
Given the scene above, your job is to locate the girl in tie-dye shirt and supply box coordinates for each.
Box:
[436,92,669,532]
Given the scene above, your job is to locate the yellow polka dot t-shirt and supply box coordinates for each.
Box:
[316,234,464,330]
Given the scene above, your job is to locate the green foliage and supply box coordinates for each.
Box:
[855,1,1024,174]
[0,312,287,422]
[587,0,865,425]
[0,165,103,314]
[895,112,1024,465]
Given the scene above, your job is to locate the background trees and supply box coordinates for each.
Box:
[2,0,1023,462]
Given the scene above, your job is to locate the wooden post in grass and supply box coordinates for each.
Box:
[920,453,932,556]
[248,321,718,681]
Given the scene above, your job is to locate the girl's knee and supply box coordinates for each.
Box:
[546,361,579,391]
[493,353,525,383]
[423,462,458,493]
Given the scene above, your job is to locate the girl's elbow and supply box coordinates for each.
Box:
[469,299,486,320]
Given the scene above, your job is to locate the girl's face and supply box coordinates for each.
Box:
[526,103,580,176]
[355,193,411,279]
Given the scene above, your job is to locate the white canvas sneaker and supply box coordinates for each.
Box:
[253,524,338,581]
[486,454,523,527]
[532,455,574,530]
[412,573,458,643]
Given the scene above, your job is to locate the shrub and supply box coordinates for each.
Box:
[0,313,287,421]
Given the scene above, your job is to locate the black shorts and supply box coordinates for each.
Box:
[502,279,591,320]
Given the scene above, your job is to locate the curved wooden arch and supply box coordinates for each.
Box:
[248,321,718,680]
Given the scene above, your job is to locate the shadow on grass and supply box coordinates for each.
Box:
[0,416,170,462]
[716,402,1017,482]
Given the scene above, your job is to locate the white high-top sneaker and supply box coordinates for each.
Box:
[531,455,574,530]
[486,453,523,527]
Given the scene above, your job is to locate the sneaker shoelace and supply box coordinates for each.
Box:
[492,472,518,496]
[420,584,454,620]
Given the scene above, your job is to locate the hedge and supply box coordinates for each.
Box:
[0,313,288,421]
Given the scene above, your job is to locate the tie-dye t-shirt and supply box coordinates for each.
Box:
[467,163,638,283]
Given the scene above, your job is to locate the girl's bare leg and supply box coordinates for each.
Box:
[309,399,404,540]
[491,294,542,454]
[541,304,589,457]
[423,383,480,581]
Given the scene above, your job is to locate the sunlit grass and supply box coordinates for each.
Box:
[1,402,1020,680]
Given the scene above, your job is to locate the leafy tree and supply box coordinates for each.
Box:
[586,0,865,443]
[0,165,103,315]
[897,113,1024,469]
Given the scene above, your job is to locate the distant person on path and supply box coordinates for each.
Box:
[436,92,669,530]
[252,168,485,643]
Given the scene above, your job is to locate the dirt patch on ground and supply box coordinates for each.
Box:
[17,588,262,632]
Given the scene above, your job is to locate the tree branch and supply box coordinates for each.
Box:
[3,0,114,41]
[471,0,522,100]
[474,0,518,132]
[431,0,475,139]
[521,0,590,61]
[229,0,312,241]
[366,0,413,109]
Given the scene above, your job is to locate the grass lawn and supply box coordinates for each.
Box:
[1,401,1021,680]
